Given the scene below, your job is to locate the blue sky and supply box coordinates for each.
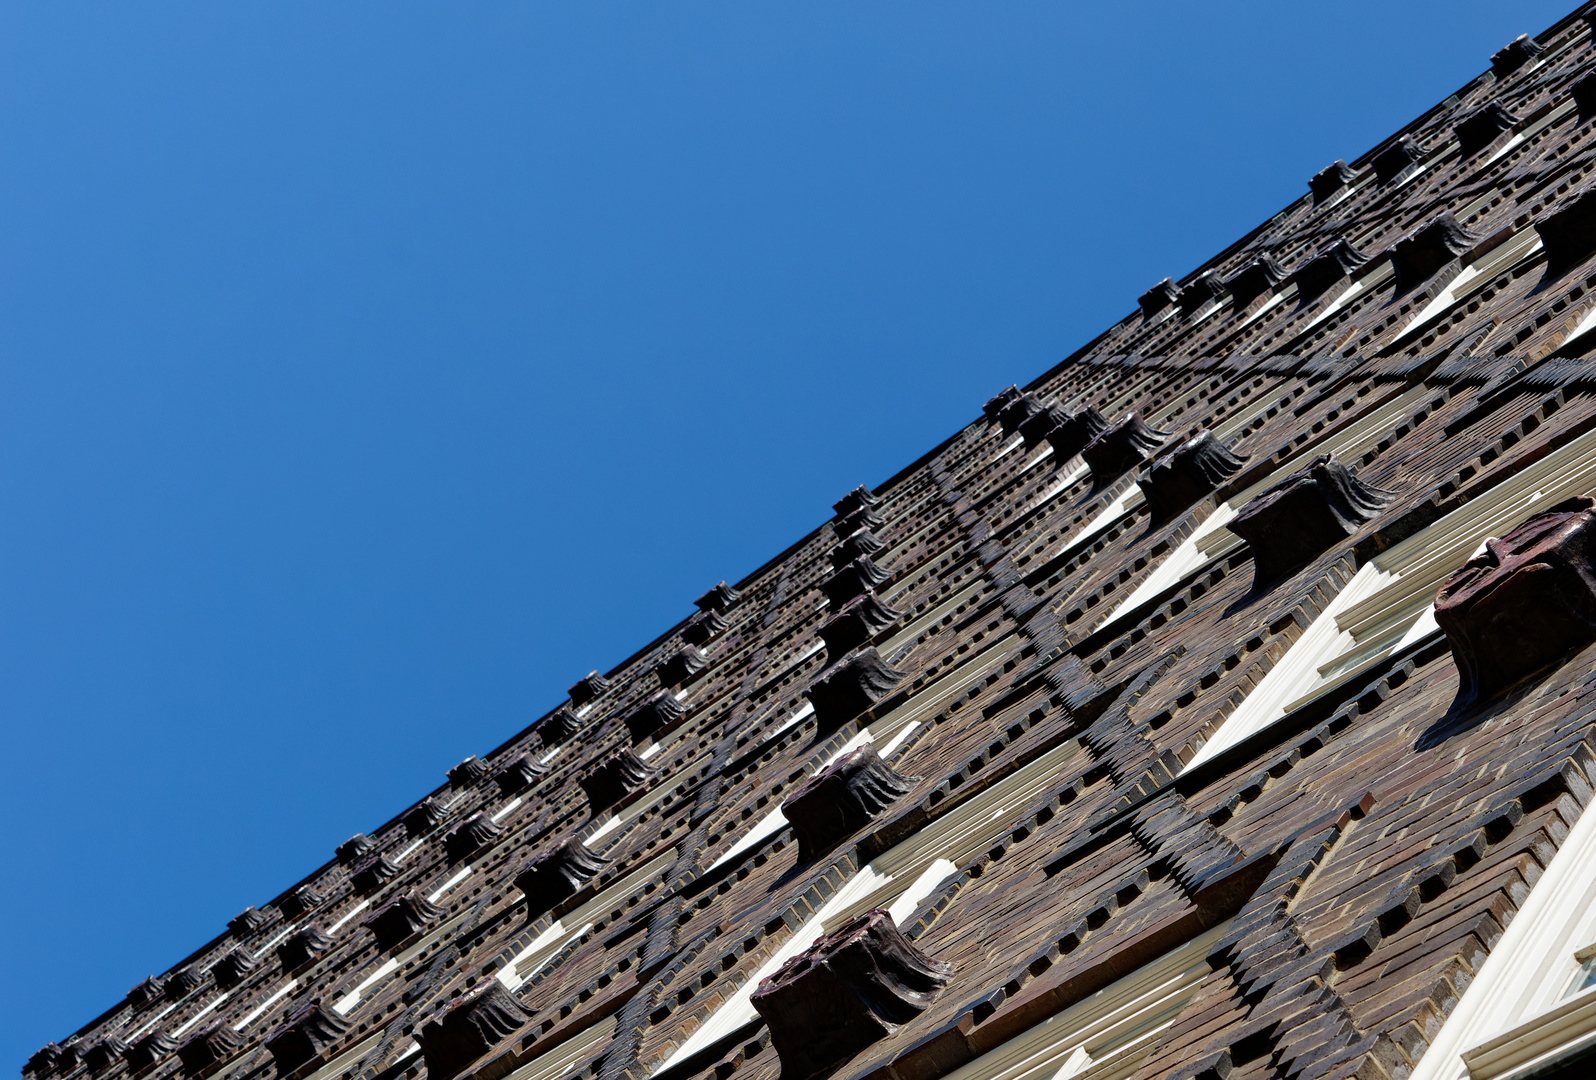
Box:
[0,0,1572,1065]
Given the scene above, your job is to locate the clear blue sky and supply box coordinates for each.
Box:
[0,0,1570,1065]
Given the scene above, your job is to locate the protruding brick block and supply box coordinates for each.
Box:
[417,980,534,1080]
[751,910,951,1080]
[1179,270,1227,316]
[444,813,504,863]
[402,795,449,837]
[514,838,611,917]
[176,1025,243,1077]
[681,608,728,646]
[264,1001,352,1075]
[695,581,742,613]
[1082,413,1169,486]
[276,926,334,971]
[1309,160,1358,202]
[833,486,878,518]
[1455,102,1517,158]
[1372,134,1424,184]
[1491,34,1542,78]
[495,753,546,796]
[567,670,611,706]
[655,645,708,688]
[1045,407,1111,463]
[806,648,905,736]
[1435,496,1596,708]
[1140,431,1247,525]
[125,1032,177,1076]
[821,557,892,607]
[537,705,584,746]
[1294,238,1370,300]
[448,756,490,788]
[351,854,401,895]
[1229,454,1391,583]
[84,1038,130,1074]
[362,890,445,951]
[127,976,165,1007]
[782,746,917,861]
[1139,278,1180,319]
[210,950,258,990]
[335,833,374,865]
[277,884,326,922]
[579,749,654,814]
[227,907,272,937]
[1390,213,1476,294]
[625,690,686,742]
[818,592,903,658]
[1537,185,1596,279]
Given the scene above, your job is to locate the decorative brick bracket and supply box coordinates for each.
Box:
[264,1001,352,1075]
[567,670,611,706]
[819,592,903,658]
[1225,254,1287,310]
[1082,413,1169,487]
[1435,496,1596,708]
[695,582,743,613]
[210,950,257,990]
[1389,212,1476,294]
[402,795,449,837]
[806,648,906,737]
[495,753,546,796]
[515,838,611,917]
[538,705,584,746]
[1293,238,1370,301]
[782,746,918,861]
[655,645,708,688]
[444,813,505,863]
[417,980,534,1080]
[448,756,490,788]
[1140,431,1247,525]
[1045,407,1111,463]
[1456,102,1518,158]
[821,557,892,607]
[1372,134,1424,184]
[1138,278,1180,319]
[351,854,400,894]
[580,749,655,814]
[834,486,879,518]
[276,926,333,971]
[1491,34,1543,78]
[751,910,952,1080]
[1309,160,1357,202]
[1228,454,1392,584]
[362,889,444,951]
[625,690,687,742]
[176,1025,242,1077]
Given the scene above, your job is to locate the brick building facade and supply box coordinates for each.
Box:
[25,7,1596,1080]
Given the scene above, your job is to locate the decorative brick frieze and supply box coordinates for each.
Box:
[1309,159,1358,202]
[818,592,903,658]
[416,979,534,1080]
[1081,413,1169,485]
[1455,102,1518,158]
[1140,431,1247,525]
[782,746,917,861]
[806,647,905,736]
[363,889,445,951]
[750,910,951,1080]
[579,749,655,814]
[567,670,611,706]
[263,1001,352,1075]
[1434,496,1596,708]
[514,838,611,917]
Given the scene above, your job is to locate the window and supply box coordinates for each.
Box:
[1406,779,1596,1080]
[939,921,1232,1080]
